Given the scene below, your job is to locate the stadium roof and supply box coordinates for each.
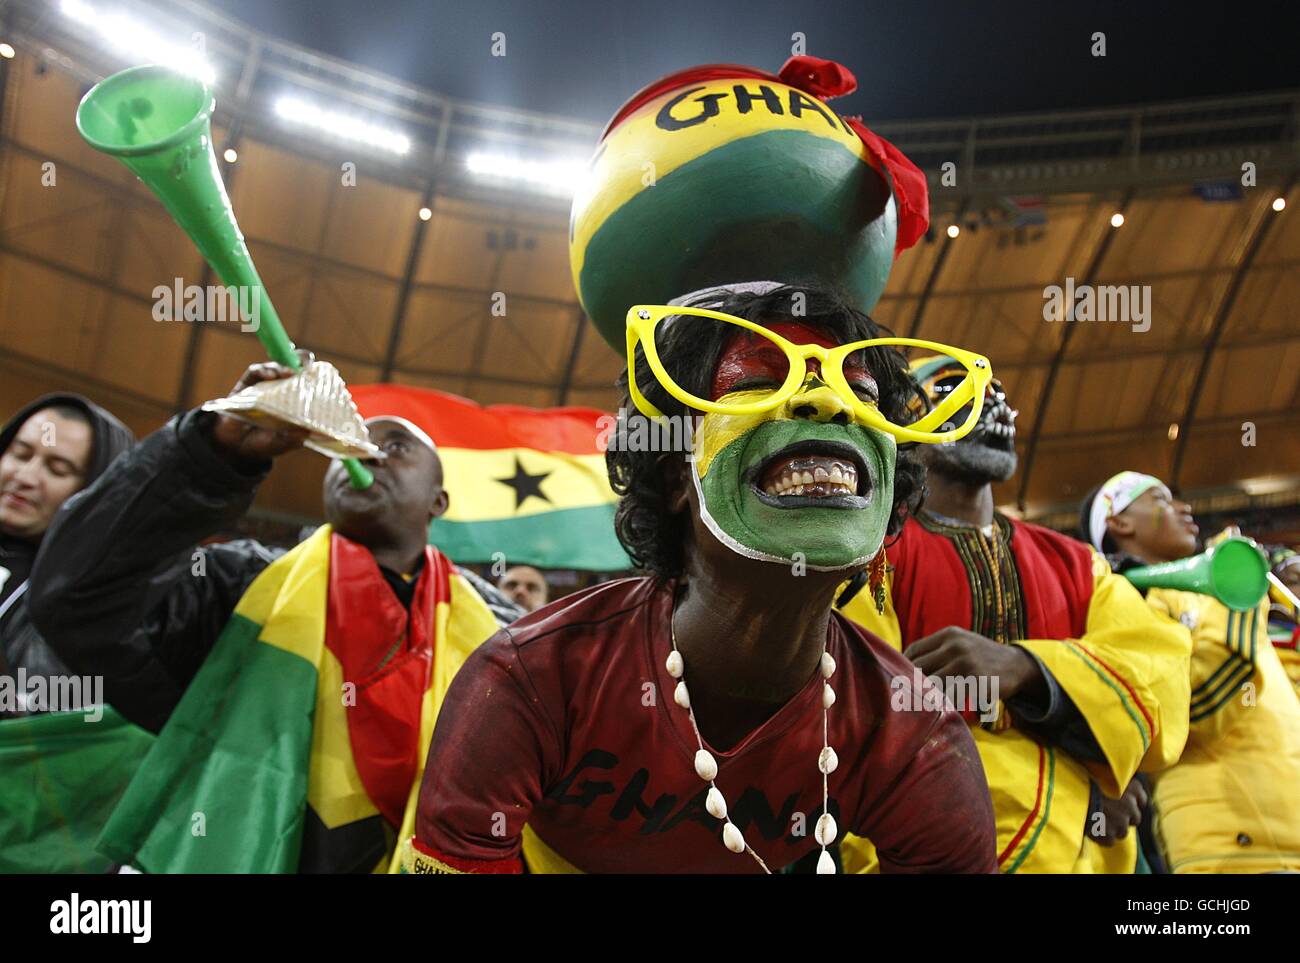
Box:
[1,0,1297,538]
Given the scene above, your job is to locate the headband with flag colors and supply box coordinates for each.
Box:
[1088,471,1164,551]
[906,353,965,424]
[350,384,630,571]
[909,352,963,387]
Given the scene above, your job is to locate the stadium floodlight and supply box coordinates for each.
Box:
[60,0,217,85]
[273,96,412,156]
[1240,474,1296,496]
[465,151,586,197]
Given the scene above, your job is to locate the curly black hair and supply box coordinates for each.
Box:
[606,282,928,578]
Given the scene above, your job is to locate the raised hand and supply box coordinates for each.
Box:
[208,359,312,466]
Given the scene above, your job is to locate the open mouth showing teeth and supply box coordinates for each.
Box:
[748,440,872,509]
[763,459,858,497]
[980,420,1016,444]
[963,403,1017,449]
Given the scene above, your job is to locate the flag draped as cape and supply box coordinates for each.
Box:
[97,526,497,873]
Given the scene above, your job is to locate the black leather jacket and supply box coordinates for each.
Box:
[28,411,279,733]
[29,409,521,735]
[29,409,526,873]
[0,536,68,682]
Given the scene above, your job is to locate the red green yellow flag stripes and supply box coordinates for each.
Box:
[351,384,629,571]
[96,526,497,873]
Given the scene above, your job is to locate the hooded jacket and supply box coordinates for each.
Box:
[0,394,134,713]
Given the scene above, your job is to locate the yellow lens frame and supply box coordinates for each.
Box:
[625,304,993,445]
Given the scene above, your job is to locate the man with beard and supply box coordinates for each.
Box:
[29,362,507,873]
[404,283,998,874]
[497,565,549,614]
[839,356,1191,873]
[1082,476,1300,872]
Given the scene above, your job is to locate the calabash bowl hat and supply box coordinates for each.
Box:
[569,55,931,349]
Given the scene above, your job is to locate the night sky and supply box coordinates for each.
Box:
[214,0,1299,124]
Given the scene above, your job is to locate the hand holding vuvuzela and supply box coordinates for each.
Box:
[209,363,310,467]
[74,64,377,489]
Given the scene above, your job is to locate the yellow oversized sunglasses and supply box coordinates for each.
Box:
[625,304,993,445]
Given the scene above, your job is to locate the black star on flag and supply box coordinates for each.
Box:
[496,456,552,510]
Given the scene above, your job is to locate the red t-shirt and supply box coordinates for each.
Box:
[415,576,996,873]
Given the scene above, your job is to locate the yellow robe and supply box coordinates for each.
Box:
[841,551,1190,874]
[1146,589,1300,873]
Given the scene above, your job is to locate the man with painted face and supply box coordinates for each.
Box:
[405,283,997,874]
[1082,474,1300,872]
[840,359,1191,874]
[28,362,510,873]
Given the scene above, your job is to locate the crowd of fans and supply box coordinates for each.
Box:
[2,315,1297,872]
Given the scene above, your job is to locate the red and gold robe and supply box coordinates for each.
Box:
[841,512,1190,873]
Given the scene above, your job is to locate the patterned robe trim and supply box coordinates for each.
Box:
[915,511,1029,644]
[998,743,1057,873]
[915,511,1027,732]
[1060,640,1153,751]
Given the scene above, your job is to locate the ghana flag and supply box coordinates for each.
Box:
[351,384,629,571]
[96,526,496,873]
[0,708,153,872]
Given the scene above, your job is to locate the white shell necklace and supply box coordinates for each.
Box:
[667,625,838,874]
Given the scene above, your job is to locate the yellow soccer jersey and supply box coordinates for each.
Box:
[1147,590,1300,873]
